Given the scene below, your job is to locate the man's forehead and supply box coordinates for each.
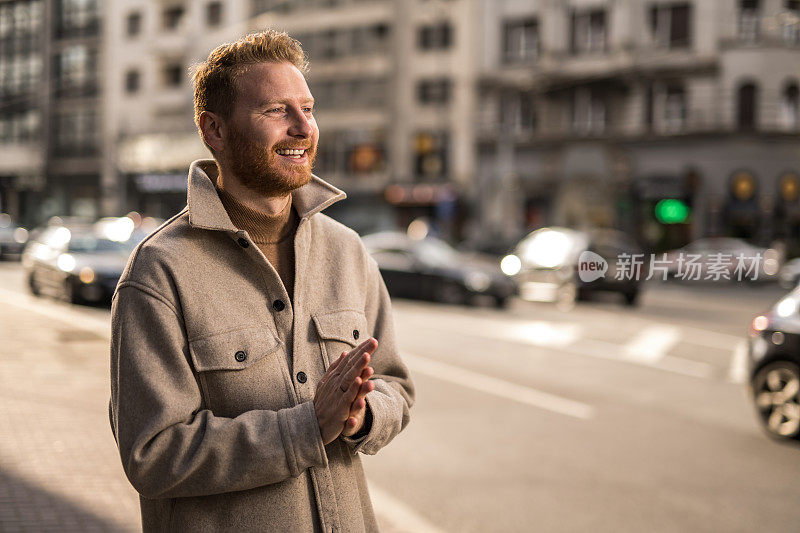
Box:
[236,61,312,104]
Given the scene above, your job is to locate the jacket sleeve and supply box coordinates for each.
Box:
[342,255,414,454]
[109,282,327,499]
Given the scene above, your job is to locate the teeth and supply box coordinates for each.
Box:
[277,149,305,156]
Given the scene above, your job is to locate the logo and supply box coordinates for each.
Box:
[578,251,608,282]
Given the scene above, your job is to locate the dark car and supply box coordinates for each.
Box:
[501,226,643,309]
[362,231,517,307]
[22,218,141,304]
[748,289,800,441]
[0,213,29,260]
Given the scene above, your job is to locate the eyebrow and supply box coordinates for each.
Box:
[257,97,315,108]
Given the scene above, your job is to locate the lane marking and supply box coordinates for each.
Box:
[368,480,446,533]
[402,352,595,420]
[623,325,681,365]
[728,340,749,384]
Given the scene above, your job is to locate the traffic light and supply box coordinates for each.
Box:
[654,198,690,224]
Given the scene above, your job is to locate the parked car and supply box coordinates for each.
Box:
[0,213,29,260]
[22,217,144,304]
[501,227,643,308]
[663,238,779,282]
[748,289,800,441]
[362,231,517,307]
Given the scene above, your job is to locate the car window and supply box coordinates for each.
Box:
[414,239,458,267]
[67,235,129,253]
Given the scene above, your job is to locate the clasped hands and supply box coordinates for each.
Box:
[314,337,377,445]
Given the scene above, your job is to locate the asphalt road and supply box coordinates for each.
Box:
[0,261,797,532]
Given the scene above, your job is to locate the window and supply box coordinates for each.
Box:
[663,84,686,132]
[0,110,40,143]
[414,131,448,179]
[54,109,97,156]
[500,91,536,133]
[503,19,539,63]
[206,2,222,27]
[126,11,141,36]
[649,4,691,48]
[783,0,800,44]
[737,82,758,129]
[163,5,185,30]
[417,78,451,104]
[56,0,99,39]
[163,62,183,88]
[572,88,605,134]
[417,22,452,50]
[571,10,606,54]
[780,83,799,130]
[55,45,97,97]
[125,69,140,93]
[739,0,759,42]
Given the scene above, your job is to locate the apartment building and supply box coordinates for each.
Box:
[478,0,800,252]
[0,0,102,226]
[102,0,250,218]
[250,0,478,235]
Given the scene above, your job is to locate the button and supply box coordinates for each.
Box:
[353,329,359,340]
[272,299,286,312]
[296,371,307,383]
[234,350,247,362]
[237,238,249,248]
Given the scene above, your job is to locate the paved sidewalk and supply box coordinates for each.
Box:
[0,298,140,532]
[0,286,431,532]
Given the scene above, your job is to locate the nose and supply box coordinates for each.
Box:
[288,107,314,138]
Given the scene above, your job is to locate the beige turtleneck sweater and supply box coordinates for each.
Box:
[216,186,299,301]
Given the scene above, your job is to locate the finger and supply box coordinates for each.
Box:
[348,396,366,417]
[359,366,374,381]
[338,339,375,378]
[344,416,359,431]
[354,380,374,400]
[341,376,362,407]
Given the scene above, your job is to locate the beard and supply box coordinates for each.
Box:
[226,125,316,197]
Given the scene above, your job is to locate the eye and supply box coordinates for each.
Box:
[303,106,314,114]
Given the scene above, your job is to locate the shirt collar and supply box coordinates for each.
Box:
[186,159,347,231]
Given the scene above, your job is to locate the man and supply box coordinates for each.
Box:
[109,30,414,532]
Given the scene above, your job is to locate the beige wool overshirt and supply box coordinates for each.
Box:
[109,159,414,532]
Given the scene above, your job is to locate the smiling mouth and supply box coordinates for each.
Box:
[275,148,307,159]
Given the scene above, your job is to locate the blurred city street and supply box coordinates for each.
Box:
[1,260,799,532]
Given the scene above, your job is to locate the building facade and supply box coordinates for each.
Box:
[250,0,478,236]
[478,0,800,252]
[0,0,102,226]
[102,0,250,219]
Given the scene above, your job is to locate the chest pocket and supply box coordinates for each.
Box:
[312,309,370,369]
[188,325,288,416]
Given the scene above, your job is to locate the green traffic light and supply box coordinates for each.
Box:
[655,199,690,224]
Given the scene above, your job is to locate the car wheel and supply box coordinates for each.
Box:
[436,282,464,306]
[493,296,509,309]
[623,290,639,307]
[63,278,80,304]
[752,361,800,441]
[27,272,41,296]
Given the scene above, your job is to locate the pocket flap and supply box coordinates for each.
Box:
[189,326,281,372]
[312,309,369,347]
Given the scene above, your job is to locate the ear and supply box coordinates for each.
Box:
[199,111,226,153]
